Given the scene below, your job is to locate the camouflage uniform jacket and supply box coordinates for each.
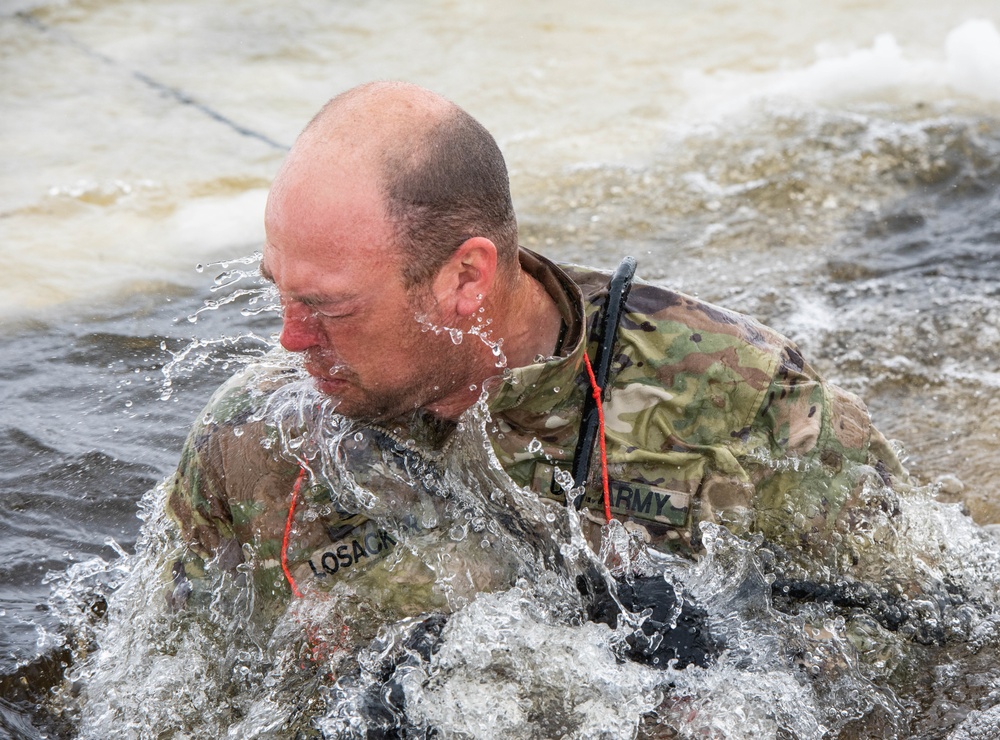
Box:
[167,248,906,603]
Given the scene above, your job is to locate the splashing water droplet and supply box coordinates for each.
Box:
[448,328,463,345]
[527,438,543,453]
[553,468,575,492]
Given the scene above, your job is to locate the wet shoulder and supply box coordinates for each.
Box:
[557,263,791,447]
[560,263,787,357]
[613,280,789,440]
[198,362,293,428]
[619,283,785,400]
[623,282,786,356]
[182,362,303,506]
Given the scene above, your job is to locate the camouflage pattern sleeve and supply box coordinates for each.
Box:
[162,378,250,608]
[165,373,256,574]
[739,341,909,565]
[167,422,236,565]
[162,365,309,606]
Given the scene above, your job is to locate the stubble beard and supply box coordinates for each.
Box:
[314,345,472,422]
[311,298,477,423]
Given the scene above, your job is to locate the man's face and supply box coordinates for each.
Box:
[261,154,468,421]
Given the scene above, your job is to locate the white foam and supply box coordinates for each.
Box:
[946,19,1000,99]
[0,188,268,318]
[680,19,1000,121]
[166,188,268,262]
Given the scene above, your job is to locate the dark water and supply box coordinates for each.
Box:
[0,281,274,726]
[1,104,999,738]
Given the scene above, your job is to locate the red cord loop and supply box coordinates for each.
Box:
[582,353,613,522]
[282,466,307,598]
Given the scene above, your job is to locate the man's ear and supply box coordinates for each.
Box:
[431,237,497,318]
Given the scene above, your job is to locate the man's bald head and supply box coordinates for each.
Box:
[293,81,519,288]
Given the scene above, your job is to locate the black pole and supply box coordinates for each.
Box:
[571,256,636,509]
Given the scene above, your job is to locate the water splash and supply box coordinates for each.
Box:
[41,415,1000,739]
[34,253,1000,739]
[416,312,508,369]
[159,254,276,401]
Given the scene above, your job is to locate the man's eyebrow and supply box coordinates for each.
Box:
[298,293,357,309]
[258,263,357,307]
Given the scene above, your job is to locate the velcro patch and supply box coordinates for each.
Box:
[305,527,397,579]
[581,479,691,528]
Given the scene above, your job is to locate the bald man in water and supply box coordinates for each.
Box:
[167,82,907,618]
[262,82,561,422]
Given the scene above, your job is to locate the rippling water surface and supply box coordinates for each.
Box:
[2,1,1000,737]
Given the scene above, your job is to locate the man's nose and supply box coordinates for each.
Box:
[279,302,320,353]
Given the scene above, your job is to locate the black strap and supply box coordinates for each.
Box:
[571,256,637,509]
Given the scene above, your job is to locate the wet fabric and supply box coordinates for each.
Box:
[166,248,908,606]
[485,250,907,562]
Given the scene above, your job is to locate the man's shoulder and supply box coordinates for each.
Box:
[169,357,307,536]
[202,358,296,423]
[558,262,796,445]
[620,281,790,383]
[178,356,303,482]
[559,262,790,366]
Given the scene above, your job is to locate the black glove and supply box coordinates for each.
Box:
[578,568,720,669]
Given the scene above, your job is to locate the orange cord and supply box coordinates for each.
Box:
[282,466,307,598]
[582,352,613,522]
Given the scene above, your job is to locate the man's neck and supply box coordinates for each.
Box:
[499,269,565,369]
[423,266,564,421]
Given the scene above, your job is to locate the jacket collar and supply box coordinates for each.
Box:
[486,247,589,416]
